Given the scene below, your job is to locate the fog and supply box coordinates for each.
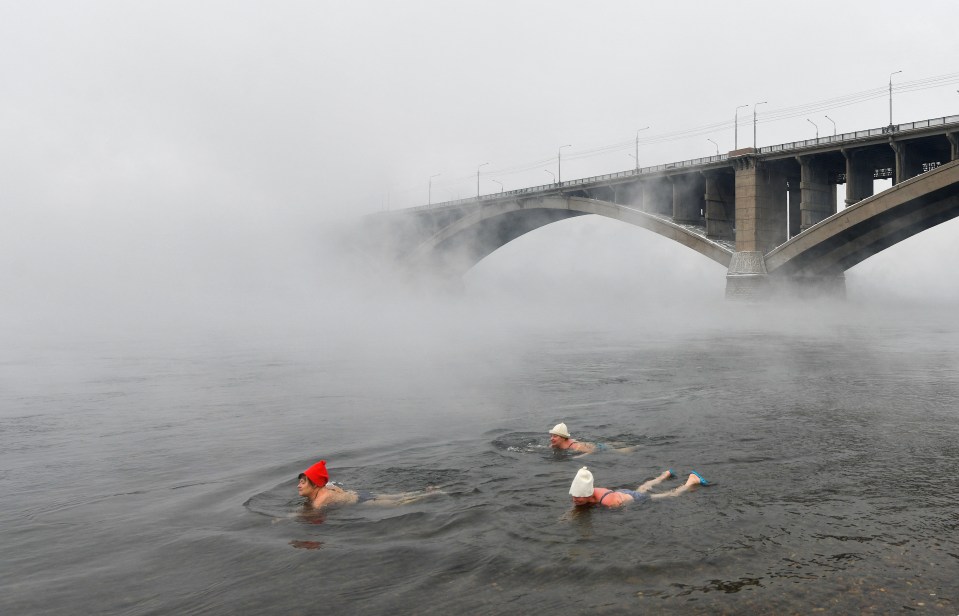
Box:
[3,0,959,352]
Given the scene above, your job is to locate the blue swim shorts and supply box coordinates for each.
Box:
[355,490,376,504]
[616,489,649,503]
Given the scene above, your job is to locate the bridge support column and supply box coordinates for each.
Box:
[725,251,768,300]
[787,176,801,238]
[889,140,922,184]
[726,251,847,300]
[733,156,787,253]
[642,178,672,216]
[947,132,958,161]
[798,155,835,231]
[671,173,705,224]
[890,140,924,184]
[703,170,735,240]
[843,148,875,206]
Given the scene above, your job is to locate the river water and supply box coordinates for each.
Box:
[2,297,958,615]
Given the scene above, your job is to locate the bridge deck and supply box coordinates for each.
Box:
[408,113,959,214]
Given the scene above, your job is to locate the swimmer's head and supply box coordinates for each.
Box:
[569,466,593,498]
[299,460,329,488]
[549,422,571,448]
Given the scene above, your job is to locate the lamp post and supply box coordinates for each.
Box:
[807,118,819,139]
[558,144,571,183]
[634,127,649,170]
[753,101,767,150]
[491,179,503,193]
[824,115,836,136]
[735,104,749,150]
[544,169,556,184]
[476,162,489,197]
[428,173,441,206]
[889,70,902,126]
[707,138,719,155]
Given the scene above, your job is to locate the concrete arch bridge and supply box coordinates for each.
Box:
[369,115,959,298]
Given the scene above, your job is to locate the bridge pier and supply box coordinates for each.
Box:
[733,156,787,253]
[797,155,836,231]
[671,173,705,224]
[843,148,875,206]
[703,170,735,240]
[890,140,926,184]
[725,251,847,300]
[787,175,801,237]
[725,251,768,300]
[949,132,959,161]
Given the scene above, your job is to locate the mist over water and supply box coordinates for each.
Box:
[4,194,959,614]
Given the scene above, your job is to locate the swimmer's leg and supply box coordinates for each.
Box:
[647,472,705,499]
[637,469,673,493]
[364,489,445,506]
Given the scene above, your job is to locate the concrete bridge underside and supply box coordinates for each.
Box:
[722,157,959,297]
[405,197,734,278]
[767,158,959,276]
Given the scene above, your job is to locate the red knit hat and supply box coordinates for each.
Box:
[301,460,329,487]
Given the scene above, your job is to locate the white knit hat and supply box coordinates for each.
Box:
[569,466,594,497]
[549,422,571,438]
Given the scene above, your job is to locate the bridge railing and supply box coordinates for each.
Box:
[408,114,959,212]
[761,113,959,154]
[407,153,731,213]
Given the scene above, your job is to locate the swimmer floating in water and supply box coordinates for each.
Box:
[548,422,637,456]
[568,466,710,508]
[297,460,439,510]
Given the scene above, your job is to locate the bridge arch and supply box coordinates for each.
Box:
[405,196,733,276]
[765,159,959,277]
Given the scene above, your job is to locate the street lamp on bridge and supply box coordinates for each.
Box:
[428,173,441,207]
[544,169,556,184]
[806,118,819,140]
[491,179,503,193]
[707,138,719,156]
[889,70,902,126]
[753,101,768,150]
[734,104,748,150]
[824,115,836,136]
[558,144,571,183]
[477,162,489,197]
[634,127,649,170]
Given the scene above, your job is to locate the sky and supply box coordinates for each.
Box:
[3,0,959,338]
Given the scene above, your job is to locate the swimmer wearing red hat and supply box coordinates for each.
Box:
[297,460,370,509]
[297,460,439,510]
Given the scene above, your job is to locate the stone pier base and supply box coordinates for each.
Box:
[725,252,847,300]
[725,252,769,300]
